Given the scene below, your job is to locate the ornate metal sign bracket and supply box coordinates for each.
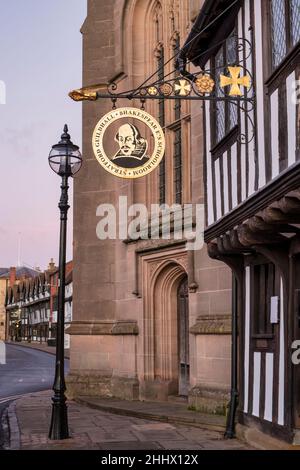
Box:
[69,36,255,145]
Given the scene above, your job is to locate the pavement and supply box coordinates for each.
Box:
[5,390,252,450]
[0,343,252,450]
[1,343,297,451]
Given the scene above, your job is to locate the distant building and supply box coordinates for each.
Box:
[47,261,73,347]
[0,266,39,340]
[64,269,73,349]
[5,260,73,349]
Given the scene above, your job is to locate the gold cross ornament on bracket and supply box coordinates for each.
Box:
[220,66,251,96]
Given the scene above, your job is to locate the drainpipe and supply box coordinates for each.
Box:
[225,272,238,438]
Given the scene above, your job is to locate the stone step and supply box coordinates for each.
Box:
[77,396,226,433]
[167,395,188,404]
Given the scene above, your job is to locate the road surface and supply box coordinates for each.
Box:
[0,343,69,400]
[0,343,69,448]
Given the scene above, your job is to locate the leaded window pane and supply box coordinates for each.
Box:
[214,30,238,144]
[215,47,225,78]
[229,101,238,129]
[271,0,287,68]
[291,0,300,46]
[227,33,238,65]
[216,102,226,142]
[215,47,226,142]
[227,33,238,130]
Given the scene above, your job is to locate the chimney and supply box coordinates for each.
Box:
[9,267,16,286]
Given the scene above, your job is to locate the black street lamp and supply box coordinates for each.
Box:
[48,125,82,440]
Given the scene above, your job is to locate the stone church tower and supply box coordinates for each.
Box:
[67,0,232,414]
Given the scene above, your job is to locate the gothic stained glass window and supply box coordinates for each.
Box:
[173,35,182,204]
[158,48,165,127]
[174,128,182,204]
[173,36,181,121]
[153,1,166,205]
[158,47,166,205]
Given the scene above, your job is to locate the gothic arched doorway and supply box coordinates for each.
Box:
[178,277,189,396]
[141,257,189,401]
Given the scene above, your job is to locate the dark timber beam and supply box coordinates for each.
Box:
[259,207,300,225]
[237,224,286,246]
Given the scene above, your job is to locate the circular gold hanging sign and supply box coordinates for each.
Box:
[92,107,165,179]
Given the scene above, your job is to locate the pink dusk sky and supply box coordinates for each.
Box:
[0,0,86,270]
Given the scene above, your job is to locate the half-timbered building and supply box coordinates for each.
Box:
[180,0,300,443]
[5,260,73,349]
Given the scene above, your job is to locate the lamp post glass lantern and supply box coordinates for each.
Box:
[48,124,82,440]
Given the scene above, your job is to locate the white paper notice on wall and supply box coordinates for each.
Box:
[270,296,279,324]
